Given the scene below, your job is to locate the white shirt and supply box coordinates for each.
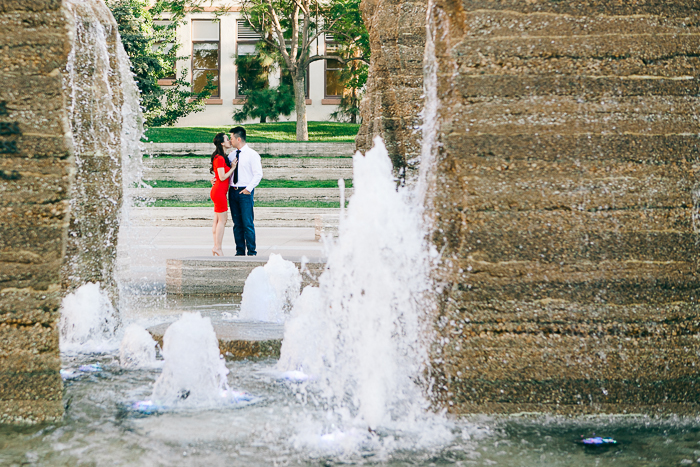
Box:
[228,143,263,191]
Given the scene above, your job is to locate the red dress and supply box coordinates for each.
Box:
[210,155,229,213]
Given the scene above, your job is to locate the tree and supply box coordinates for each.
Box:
[241,0,369,140]
[236,53,272,96]
[233,85,295,123]
[329,57,368,123]
[327,0,368,124]
[107,0,215,127]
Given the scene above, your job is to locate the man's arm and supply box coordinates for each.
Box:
[244,150,263,192]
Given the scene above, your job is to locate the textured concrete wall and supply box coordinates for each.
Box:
[0,0,127,424]
[356,0,426,182]
[424,0,700,414]
[0,0,71,424]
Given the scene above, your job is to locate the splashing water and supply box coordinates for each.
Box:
[59,282,119,353]
[151,313,232,408]
[119,324,158,369]
[239,254,302,322]
[278,138,448,449]
[63,0,149,321]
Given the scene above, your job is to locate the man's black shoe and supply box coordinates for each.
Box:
[247,252,257,256]
[235,253,245,256]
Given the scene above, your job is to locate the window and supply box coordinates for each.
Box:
[325,36,344,98]
[236,20,263,97]
[192,19,220,96]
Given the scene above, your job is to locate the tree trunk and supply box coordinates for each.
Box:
[260,115,267,123]
[293,73,308,141]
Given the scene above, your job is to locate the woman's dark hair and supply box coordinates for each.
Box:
[211,132,231,174]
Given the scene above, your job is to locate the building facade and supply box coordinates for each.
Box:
[158,4,342,127]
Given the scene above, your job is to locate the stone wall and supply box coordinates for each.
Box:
[0,0,71,424]
[424,1,700,414]
[0,0,128,424]
[356,0,426,182]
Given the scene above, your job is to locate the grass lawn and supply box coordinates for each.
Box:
[144,122,359,144]
[141,179,352,189]
[144,199,344,209]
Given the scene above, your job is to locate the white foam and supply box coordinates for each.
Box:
[59,282,119,353]
[239,254,301,322]
[151,312,231,408]
[278,138,445,440]
[119,324,159,368]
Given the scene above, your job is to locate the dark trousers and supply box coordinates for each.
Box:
[228,187,256,255]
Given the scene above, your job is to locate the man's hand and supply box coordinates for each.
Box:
[241,188,251,195]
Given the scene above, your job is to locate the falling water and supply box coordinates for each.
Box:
[59,0,145,350]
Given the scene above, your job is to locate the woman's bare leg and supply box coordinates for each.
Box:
[212,214,220,255]
[214,212,227,255]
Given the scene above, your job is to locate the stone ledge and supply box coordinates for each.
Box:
[0,399,64,425]
[134,187,352,203]
[166,255,326,295]
[446,401,700,417]
[148,321,283,360]
[144,142,355,157]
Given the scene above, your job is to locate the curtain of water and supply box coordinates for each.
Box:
[60,0,144,349]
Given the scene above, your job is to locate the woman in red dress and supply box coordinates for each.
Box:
[210,133,236,256]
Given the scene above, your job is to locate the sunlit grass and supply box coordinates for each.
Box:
[143,122,359,143]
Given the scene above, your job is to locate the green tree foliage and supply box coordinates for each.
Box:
[234,45,294,122]
[233,85,295,123]
[107,0,214,127]
[235,53,272,96]
[240,0,369,140]
[327,0,369,123]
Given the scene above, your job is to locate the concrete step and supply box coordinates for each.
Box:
[143,156,353,182]
[144,142,355,157]
[130,207,339,229]
[148,321,284,360]
[166,255,326,295]
[135,187,352,203]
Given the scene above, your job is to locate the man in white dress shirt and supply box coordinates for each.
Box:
[227,126,263,256]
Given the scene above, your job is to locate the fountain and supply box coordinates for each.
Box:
[3,0,700,464]
[238,254,302,323]
[279,138,438,435]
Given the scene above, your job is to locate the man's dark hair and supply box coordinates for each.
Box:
[230,126,246,141]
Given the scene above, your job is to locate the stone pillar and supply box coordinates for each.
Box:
[356,0,426,183]
[0,0,128,424]
[425,1,700,413]
[0,0,71,424]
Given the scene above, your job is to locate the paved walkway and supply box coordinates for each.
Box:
[119,225,327,284]
[129,207,340,228]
